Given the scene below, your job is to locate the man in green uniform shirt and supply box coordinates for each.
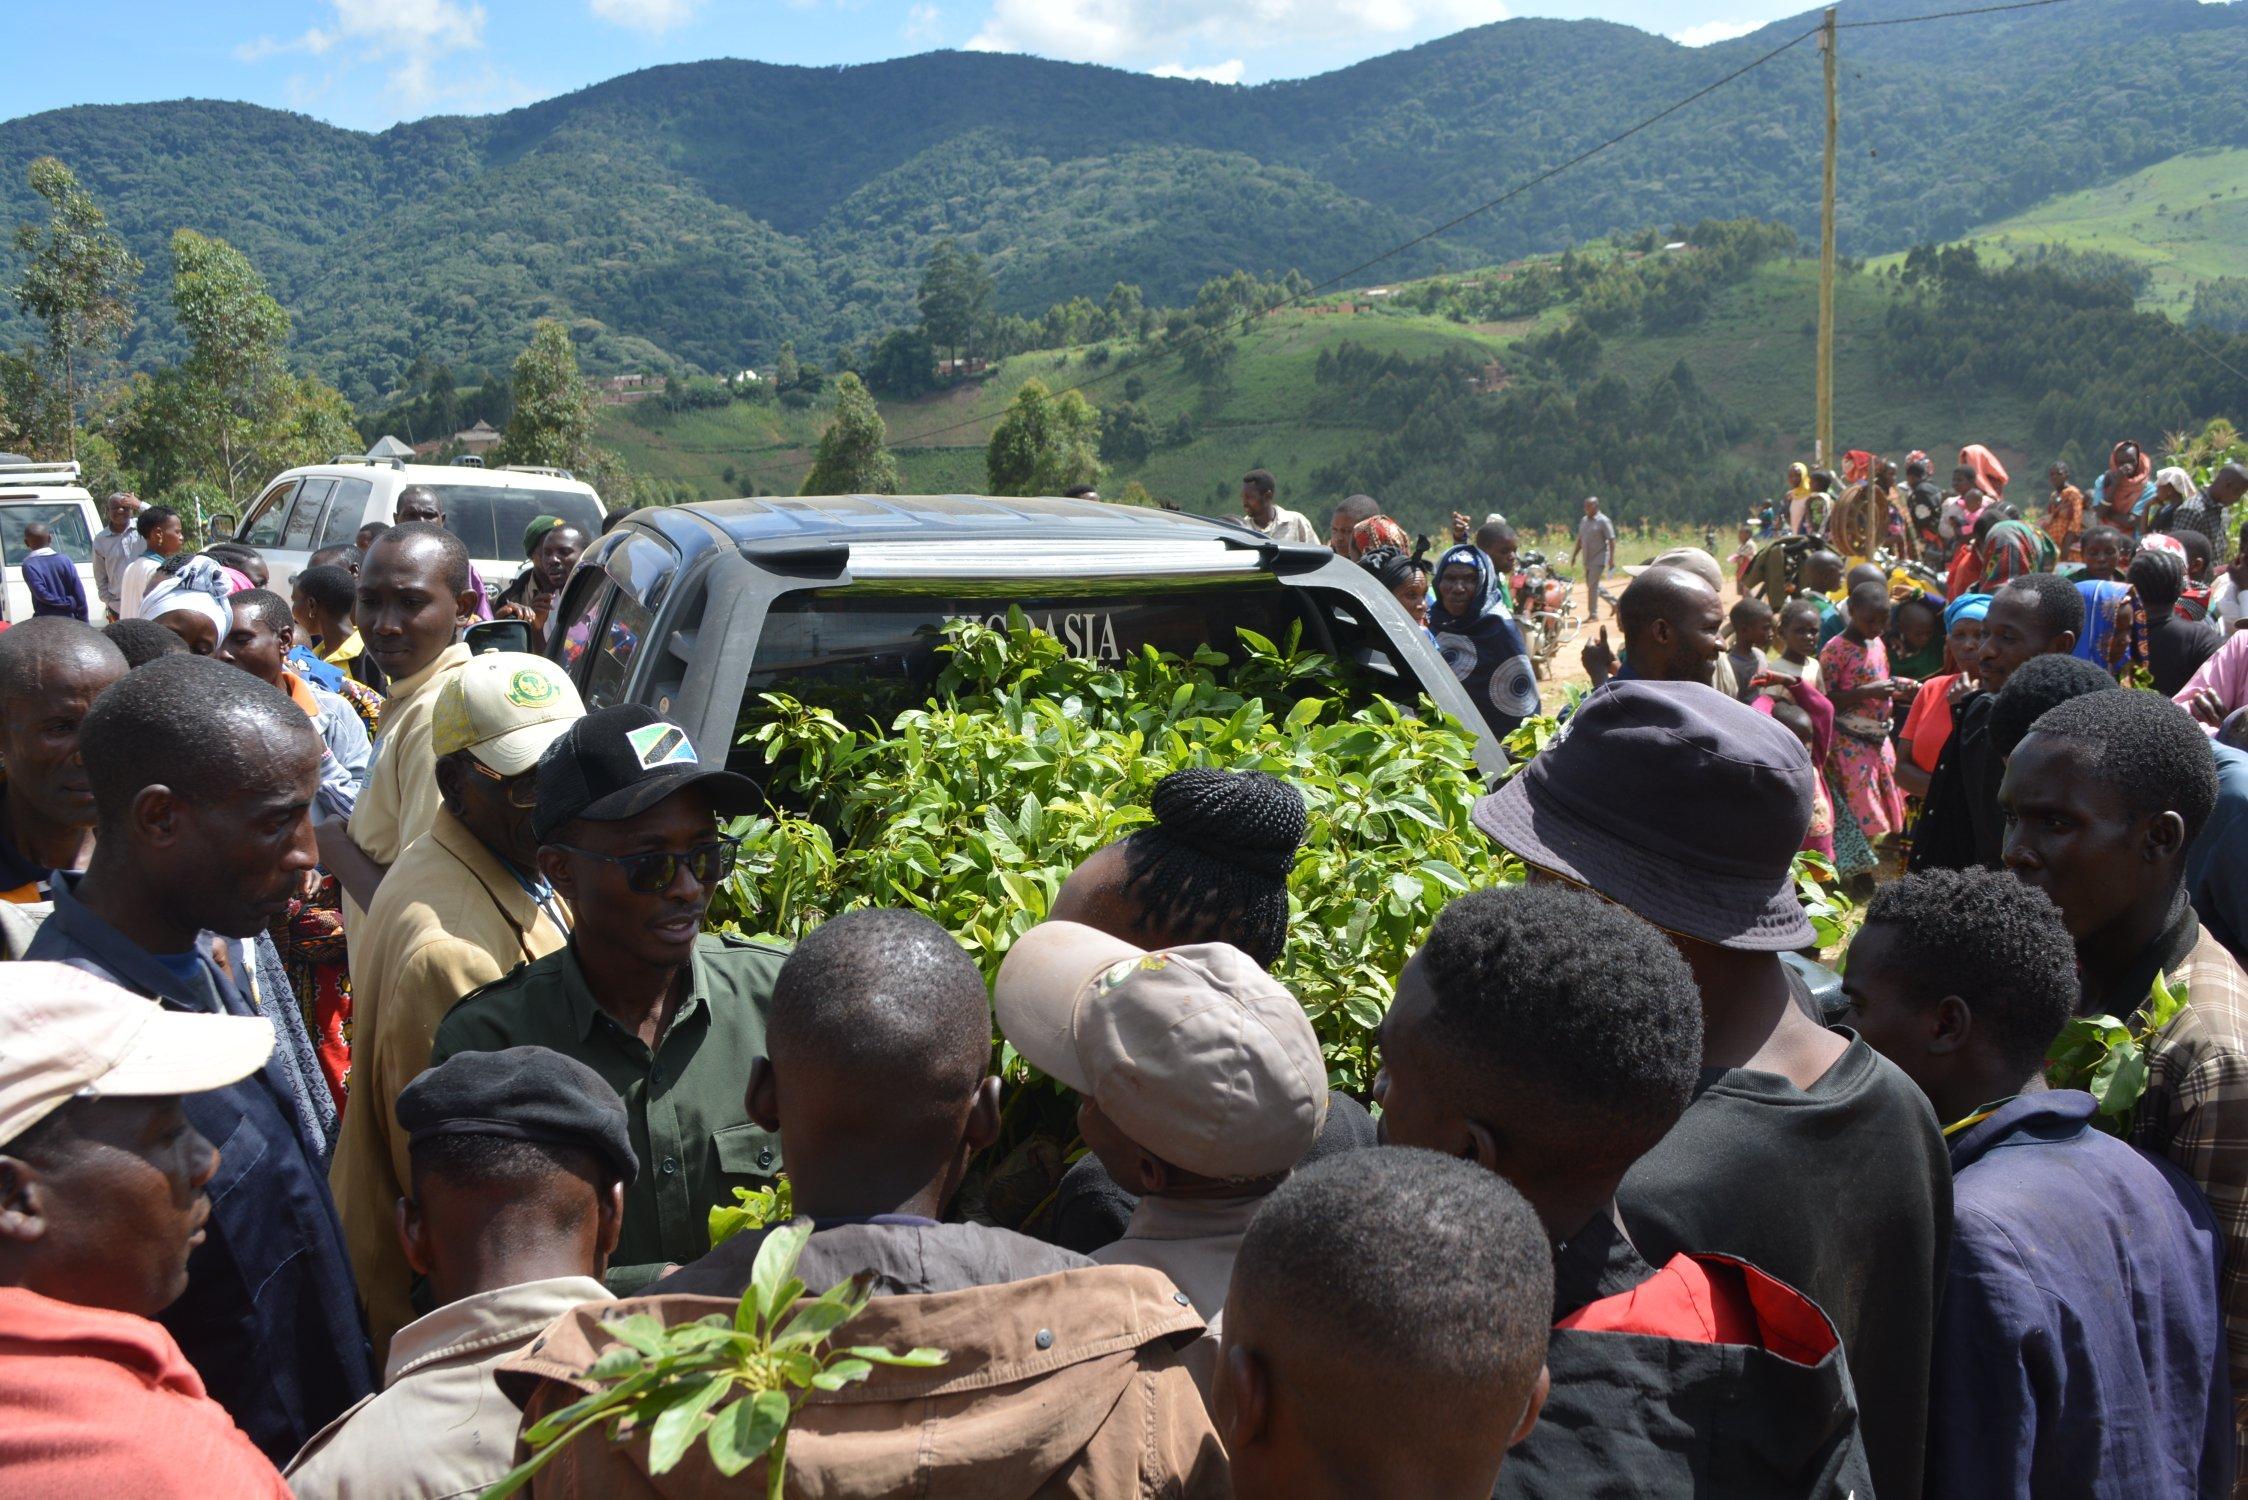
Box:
[431,703,784,1292]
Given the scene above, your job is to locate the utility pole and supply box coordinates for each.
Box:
[1815,6,1838,468]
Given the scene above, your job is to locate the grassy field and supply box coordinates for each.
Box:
[1865,147,2248,319]
[598,253,2055,521]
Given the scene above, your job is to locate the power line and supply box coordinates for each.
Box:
[1836,0,2066,28]
[730,21,1826,481]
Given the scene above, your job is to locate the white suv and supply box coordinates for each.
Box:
[223,455,607,600]
[0,456,103,623]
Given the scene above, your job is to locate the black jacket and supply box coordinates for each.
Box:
[1501,1251,1876,1500]
[1910,691,2003,870]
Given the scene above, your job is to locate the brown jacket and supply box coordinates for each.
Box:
[498,1265,1230,1499]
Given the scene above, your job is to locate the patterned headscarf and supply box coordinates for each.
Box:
[1349,513,1410,561]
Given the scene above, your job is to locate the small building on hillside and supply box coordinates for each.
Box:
[596,374,657,406]
[412,420,504,459]
[935,356,991,378]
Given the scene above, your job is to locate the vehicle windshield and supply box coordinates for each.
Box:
[0,503,95,565]
[420,485,603,560]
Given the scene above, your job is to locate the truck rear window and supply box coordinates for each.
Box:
[738,580,1308,736]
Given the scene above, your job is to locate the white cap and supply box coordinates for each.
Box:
[0,963,274,1147]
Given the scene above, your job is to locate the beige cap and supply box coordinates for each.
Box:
[431,652,585,775]
[995,922,1327,1181]
[0,963,275,1147]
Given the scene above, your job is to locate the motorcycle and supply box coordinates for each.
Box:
[1513,549,1582,671]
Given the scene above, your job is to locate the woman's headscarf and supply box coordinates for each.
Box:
[1350,513,1410,560]
[521,514,567,558]
[1943,592,1992,631]
[1842,451,1875,486]
[1787,463,1813,502]
[2104,441,2152,520]
[143,554,235,638]
[1980,517,2041,586]
[1960,445,2009,498]
[1427,543,1539,736]
[2154,467,2201,505]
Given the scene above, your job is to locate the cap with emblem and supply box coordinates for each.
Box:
[0,962,275,1148]
[533,703,761,842]
[431,651,586,776]
[994,921,1327,1181]
[396,1045,638,1185]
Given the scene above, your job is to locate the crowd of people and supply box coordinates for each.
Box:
[0,447,2246,1497]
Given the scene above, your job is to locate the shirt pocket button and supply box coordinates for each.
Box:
[661,1157,678,1176]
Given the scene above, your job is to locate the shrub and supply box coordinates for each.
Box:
[711,613,1514,1096]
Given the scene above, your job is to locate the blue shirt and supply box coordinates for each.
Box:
[19,548,86,620]
[1927,1090,2232,1498]
[287,644,345,692]
[23,874,373,1462]
[2187,742,2248,965]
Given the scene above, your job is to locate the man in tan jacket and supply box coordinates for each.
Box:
[329,653,582,1357]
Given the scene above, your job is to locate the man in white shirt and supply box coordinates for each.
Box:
[90,493,145,621]
[117,505,183,619]
[1240,470,1320,545]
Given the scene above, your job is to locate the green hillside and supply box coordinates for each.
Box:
[591,249,2010,523]
[1868,147,2248,318]
[598,308,1520,508]
[5,0,2246,402]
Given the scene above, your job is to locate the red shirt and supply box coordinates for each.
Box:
[0,1287,290,1499]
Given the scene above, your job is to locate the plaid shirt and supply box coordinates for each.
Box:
[2142,925,2248,1483]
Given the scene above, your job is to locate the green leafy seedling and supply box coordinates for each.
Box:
[479,1220,946,1500]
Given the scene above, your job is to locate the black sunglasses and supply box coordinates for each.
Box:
[548,836,741,894]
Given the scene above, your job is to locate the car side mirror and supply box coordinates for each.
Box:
[208,512,238,542]
[464,618,532,656]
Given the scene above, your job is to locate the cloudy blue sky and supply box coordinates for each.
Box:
[8,0,1798,131]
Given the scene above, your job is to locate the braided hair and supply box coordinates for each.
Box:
[1120,768,1307,968]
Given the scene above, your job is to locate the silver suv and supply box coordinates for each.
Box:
[548,494,1504,777]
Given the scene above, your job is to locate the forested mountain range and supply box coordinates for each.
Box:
[3,0,2242,402]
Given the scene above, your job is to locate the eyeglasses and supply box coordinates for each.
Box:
[547,837,741,894]
[466,758,540,810]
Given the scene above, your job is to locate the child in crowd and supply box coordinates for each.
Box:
[1767,696,1835,858]
[1730,522,1757,594]
[1887,595,1945,687]
[1820,582,1911,844]
[2210,522,2248,630]
[1760,599,1824,695]
[1725,597,1772,705]
[1897,593,1987,799]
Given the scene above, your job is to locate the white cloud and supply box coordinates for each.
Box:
[966,0,1508,69]
[588,0,705,32]
[1670,17,1760,45]
[1151,58,1246,82]
[236,0,495,110]
[904,2,944,39]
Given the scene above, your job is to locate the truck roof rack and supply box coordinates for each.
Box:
[497,464,577,481]
[327,454,407,470]
[0,459,83,485]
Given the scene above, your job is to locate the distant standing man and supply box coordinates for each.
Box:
[1239,470,1319,545]
[392,487,493,620]
[91,493,144,621]
[19,523,86,622]
[118,505,184,620]
[1569,497,1622,623]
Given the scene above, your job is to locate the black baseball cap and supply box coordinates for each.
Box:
[397,1045,639,1185]
[532,702,762,843]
